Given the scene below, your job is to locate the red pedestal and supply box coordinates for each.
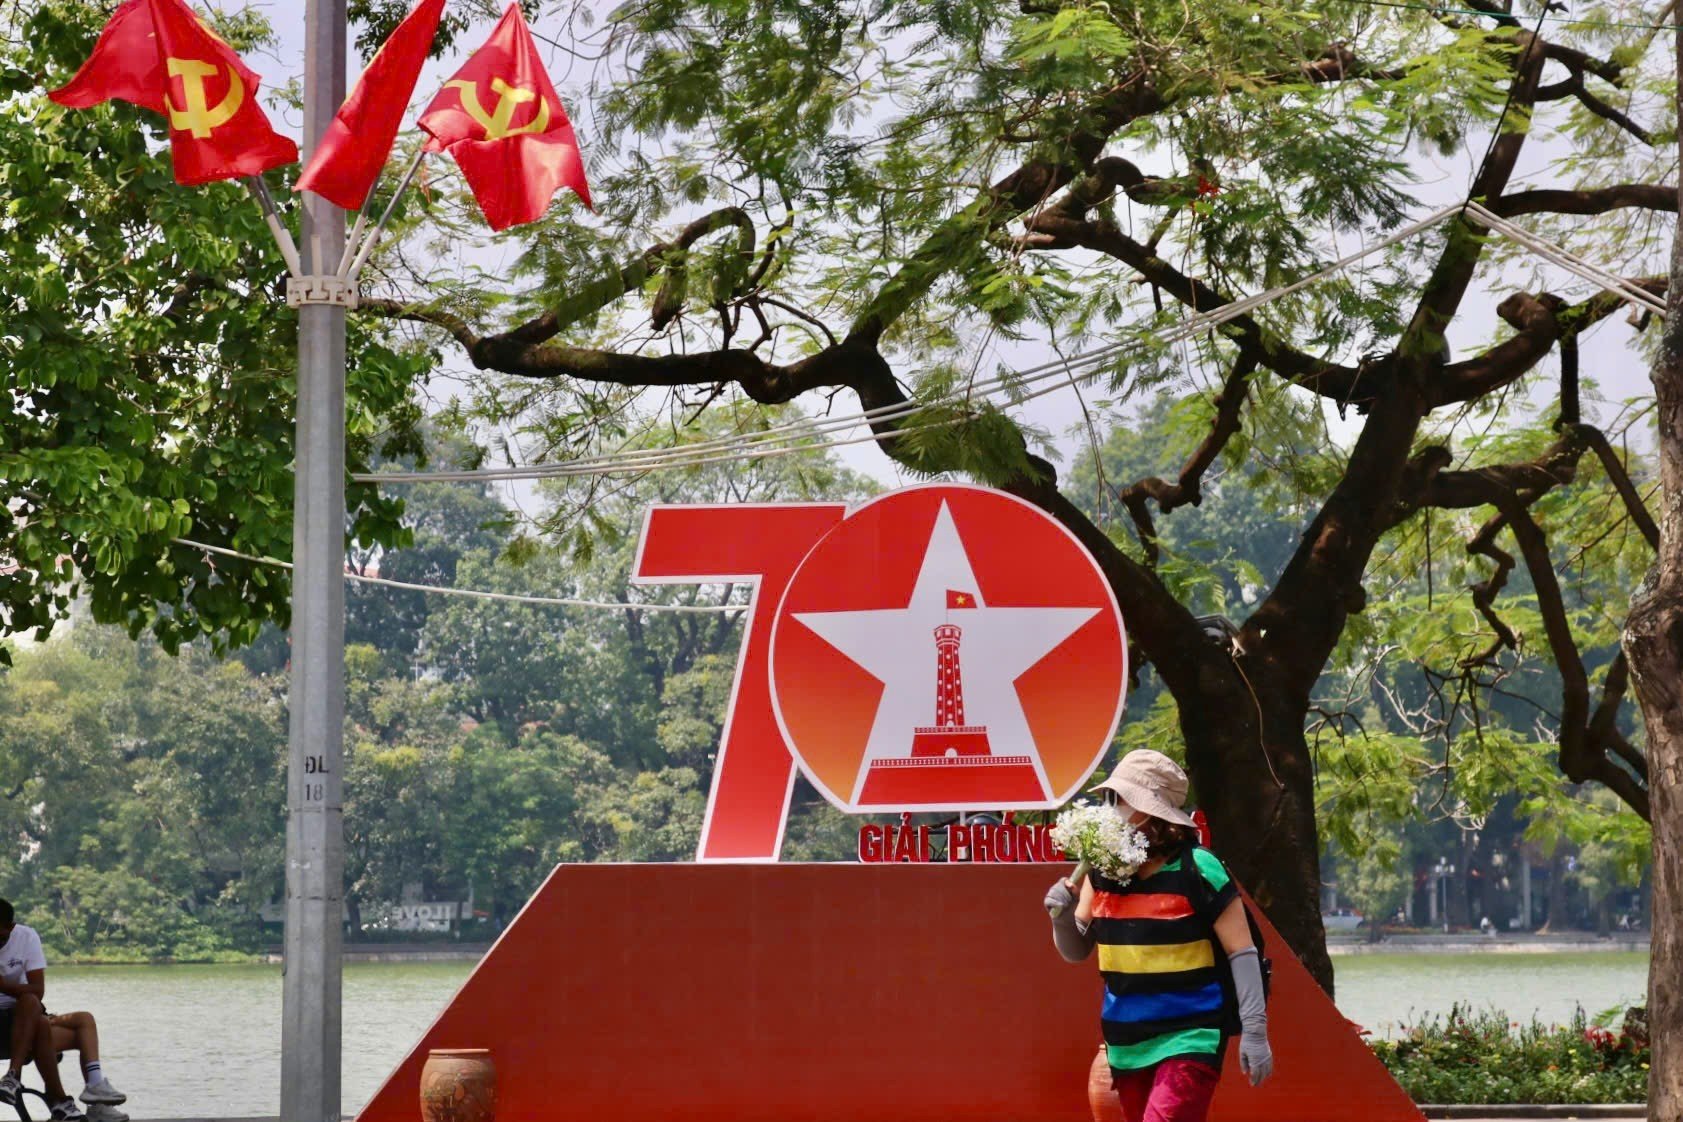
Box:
[353,864,1422,1122]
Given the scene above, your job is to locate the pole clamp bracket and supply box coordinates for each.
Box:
[286,275,360,309]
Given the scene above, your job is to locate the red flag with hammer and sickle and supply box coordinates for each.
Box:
[48,0,297,186]
[417,2,591,230]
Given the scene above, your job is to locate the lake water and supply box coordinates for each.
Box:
[43,952,1649,1118]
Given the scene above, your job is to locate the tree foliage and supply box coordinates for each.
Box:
[0,2,426,659]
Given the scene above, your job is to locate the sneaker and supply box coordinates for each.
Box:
[0,1070,21,1105]
[84,1105,128,1122]
[79,1079,126,1106]
[49,1098,87,1121]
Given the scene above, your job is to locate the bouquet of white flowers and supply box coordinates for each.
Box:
[1046,802,1150,916]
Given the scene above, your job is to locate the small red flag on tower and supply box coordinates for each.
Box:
[48,0,298,186]
[417,2,591,230]
[296,0,447,209]
[947,590,976,609]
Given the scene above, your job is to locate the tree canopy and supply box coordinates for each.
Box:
[352,0,1673,989]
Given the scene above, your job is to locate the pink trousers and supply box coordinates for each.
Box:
[1111,1057,1221,1122]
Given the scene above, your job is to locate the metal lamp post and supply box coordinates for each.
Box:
[1433,857,1456,934]
[281,1,351,1119]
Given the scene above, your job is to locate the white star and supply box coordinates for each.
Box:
[792,501,1098,804]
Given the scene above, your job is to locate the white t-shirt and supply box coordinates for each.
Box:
[0,925,46,1010]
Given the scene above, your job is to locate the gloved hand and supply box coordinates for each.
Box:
[1238,1024,1273,1086]
[1230,946,1273,1086]
[1045,878,1094,963]
[1043,877,1077,917]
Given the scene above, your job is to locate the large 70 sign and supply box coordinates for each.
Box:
[632,486,1129,862]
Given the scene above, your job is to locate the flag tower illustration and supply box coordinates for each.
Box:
[857,579,1044,805]
[909,591,994,758]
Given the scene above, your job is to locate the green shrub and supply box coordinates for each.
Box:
[1369,1003,1648,1104]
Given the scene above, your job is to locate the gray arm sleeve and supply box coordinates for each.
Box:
[1229,946,1267,1029]
[1051,912,1095,962]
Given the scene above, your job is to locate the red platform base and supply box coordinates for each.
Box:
[857,754,1045,804]
[353,863,1422,1122]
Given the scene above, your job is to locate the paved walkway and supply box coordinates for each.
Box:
[129,1115,1647,1122]
[1423,1110,1642,1120]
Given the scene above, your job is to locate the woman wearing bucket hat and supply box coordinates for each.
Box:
[1043,749,1273,1122]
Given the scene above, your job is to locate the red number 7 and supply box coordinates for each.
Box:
[632,504,848,861]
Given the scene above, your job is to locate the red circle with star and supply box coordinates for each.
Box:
[769,483,1127,812]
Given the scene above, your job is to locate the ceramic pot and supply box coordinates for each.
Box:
[419,1048,496,1122]
[1087,1047,1122,1122]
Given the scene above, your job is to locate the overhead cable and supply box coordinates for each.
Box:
[174,538,743,613]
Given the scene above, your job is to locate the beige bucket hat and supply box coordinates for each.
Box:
[1090,749,1199,828]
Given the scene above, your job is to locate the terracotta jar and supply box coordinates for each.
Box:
[1087,1047,1122,1122]
[419,1048,496,1122]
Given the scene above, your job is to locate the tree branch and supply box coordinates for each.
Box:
[496,208,757,345]
[1410,424,1652,818]
[1569,424,1661,548]
[1120,354,1256,566]
[1570,83,1654,145]
[1542,41,1626,85]
[1021,199,1369,402]
[1294,43,1407,83]
[1590,652,1649,782]
[360,297,865,405]
[1433,286,1655,405]
[1399,28,1546,367]
[1464,512,1520,666]
[1487,184,1676,217]
[1499,497,1649,817]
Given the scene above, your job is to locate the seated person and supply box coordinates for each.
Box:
[0,900,126,1121]
[46,1012,127,1122]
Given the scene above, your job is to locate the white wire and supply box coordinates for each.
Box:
[174,538,744,614]
[1466,202,1668,316]
[360,341,1133,483]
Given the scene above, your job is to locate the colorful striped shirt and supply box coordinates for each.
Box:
[1089,846,1238,1073]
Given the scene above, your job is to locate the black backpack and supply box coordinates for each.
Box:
[1176,843,1272,1034]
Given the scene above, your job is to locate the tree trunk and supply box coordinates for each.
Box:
[1010,470,1337,994]
[1626,548,1683,1120]
[1544,849,1570,932]
[1186,674,1334,994]
[1621,58,1683,1116]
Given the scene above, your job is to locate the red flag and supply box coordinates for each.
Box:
[48,0,166,112]
[947,590,976,609]
[296,0,446,210]
[148,0,296,184]
[50,0,297,184]
[417,2,590,230]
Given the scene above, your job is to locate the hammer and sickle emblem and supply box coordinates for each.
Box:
[166,58,245,139]
[446,77,552,140]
